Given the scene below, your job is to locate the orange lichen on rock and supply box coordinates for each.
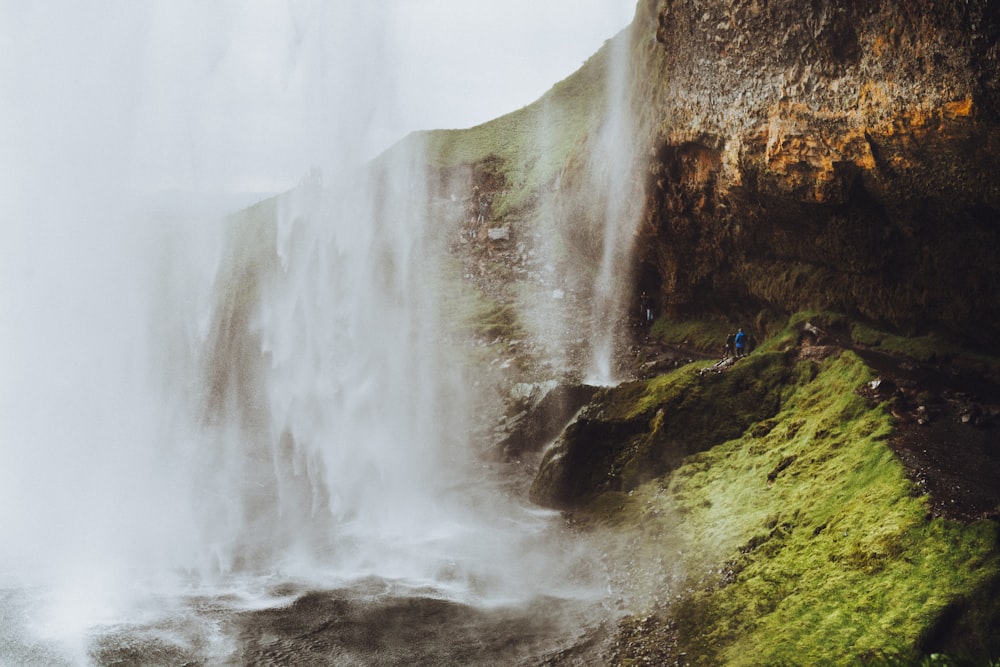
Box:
[758,101,879,202]
[943,96,974,119]
[878,97,976,149]
[857,81,897,121]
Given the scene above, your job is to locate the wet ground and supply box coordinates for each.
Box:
[81,581,612,667]
[226,589,607,666]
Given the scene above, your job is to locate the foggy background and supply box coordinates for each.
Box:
[0,3,636,658]
[0,0,635,195]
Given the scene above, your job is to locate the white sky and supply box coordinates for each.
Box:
[1,0,636,194]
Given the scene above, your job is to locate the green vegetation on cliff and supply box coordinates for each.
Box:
[531,332,999,664]
[530,351,805,510]
[417,32,615,220]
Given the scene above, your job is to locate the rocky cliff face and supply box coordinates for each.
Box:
[626,0,999,344]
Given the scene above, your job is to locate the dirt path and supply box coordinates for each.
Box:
[856,348,1000,522]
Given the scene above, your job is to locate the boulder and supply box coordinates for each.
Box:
[498,383,598,459]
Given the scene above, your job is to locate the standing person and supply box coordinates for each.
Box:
[734,328,747,357]
[725,332,735,358]
[640,292,653,323]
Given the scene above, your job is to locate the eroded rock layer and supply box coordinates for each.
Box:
[628,0,999,343]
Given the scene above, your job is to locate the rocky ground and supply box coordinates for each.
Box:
[225,584,610,667]
[786,320,1000,523]
[858,349,1000,523]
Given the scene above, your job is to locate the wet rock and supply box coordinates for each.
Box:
[487,226,510,241]
[868,377,897,398]
[531,352,795,510]
[916,405,930,425]
[498,383,598,459]
[510,380,559,406]
[801,321,835,346]
[230,588,610,666]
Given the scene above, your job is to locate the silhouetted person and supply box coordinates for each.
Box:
[725,332,735,358]
[640,292,653,323]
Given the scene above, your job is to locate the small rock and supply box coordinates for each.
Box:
[487,226,510,241]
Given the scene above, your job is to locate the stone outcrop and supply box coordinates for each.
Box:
[530,351,796,510]
[623,0,1000,345]
[497,382,598,459]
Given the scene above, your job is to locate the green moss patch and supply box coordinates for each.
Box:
[584,350,999,664]
[530,351,806,510]
[650,317,735,355]
[849,321,1000,378]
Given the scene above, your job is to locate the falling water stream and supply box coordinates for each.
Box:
[0,3,638,664]
[584,27,643,387]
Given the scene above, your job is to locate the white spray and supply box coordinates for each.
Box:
[0,2,605,660]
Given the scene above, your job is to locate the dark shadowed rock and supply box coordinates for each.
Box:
[228,586,610,666]
[498,383,599,459]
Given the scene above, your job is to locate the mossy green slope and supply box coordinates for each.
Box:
[547,349,998,664]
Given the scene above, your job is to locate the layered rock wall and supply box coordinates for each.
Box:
[628,0,1000,343]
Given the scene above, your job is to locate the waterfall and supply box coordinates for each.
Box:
[0,4,607,660]
[182,146,478,581]
[585,27,643,386]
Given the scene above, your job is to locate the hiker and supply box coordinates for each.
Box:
[725,332,735,358]
[734,328,747,357]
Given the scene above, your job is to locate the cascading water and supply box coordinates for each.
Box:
[584,28,643,386]
[0,2,636,664]
[183,149,551,590]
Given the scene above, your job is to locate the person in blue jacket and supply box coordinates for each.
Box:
[734,328,747,357]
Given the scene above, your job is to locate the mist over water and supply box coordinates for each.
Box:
[0,2,638,663]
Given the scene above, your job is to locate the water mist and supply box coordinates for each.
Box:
[1,3,607,663]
